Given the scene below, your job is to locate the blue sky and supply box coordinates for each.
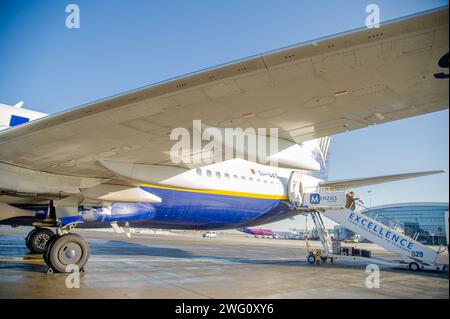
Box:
[0,0,448,230]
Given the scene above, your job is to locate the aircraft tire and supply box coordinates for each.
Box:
[47,233,90,273]
[25,228,54,254]
[43,234,59,265]
[307,255,316,264]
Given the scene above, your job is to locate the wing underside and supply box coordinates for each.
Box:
[0,7,448,181]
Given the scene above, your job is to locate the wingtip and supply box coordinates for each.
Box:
[428,169,447,174]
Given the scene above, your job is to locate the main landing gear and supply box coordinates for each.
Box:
[25,227,54,254]
[44,233,90,273]
[26,227,90,273]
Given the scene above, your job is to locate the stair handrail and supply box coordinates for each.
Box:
[356,202,403,230]
[303,186,332,193]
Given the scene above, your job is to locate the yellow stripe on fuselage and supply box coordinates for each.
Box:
[141,183,289,200]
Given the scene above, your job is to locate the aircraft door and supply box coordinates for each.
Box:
[288,170,304,207]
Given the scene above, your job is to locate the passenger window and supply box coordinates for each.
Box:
[233,174,238,180]
[263,180,268,183]
[196,168,202,176]
[216,171,221,179]
[206,170,212,177]
[257,179,261,183]
[249,177,254,182]
[225,173,230,179]
[241,176,246,181]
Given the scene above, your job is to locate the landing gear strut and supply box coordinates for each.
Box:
[43,233,90,273]
[25,228,54,254]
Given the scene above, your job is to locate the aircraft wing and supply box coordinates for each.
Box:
[0,7,448,180]
[318,170,446,190]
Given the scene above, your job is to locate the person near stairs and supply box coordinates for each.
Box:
[345,191,364,211]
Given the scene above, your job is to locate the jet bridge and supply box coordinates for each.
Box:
[289,184,446,271]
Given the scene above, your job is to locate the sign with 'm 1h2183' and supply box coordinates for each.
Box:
[304,192,346,207]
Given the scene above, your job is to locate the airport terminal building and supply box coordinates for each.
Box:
[334,202,449,245]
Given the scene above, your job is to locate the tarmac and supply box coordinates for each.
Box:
[0,227,448,299]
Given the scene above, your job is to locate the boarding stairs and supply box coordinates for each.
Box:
[287,172,446,271]
[309,211,333,256]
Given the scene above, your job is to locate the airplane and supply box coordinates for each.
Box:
[0,7,448,273]
[239,227,278,238]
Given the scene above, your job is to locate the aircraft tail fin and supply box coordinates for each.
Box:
[0,103,48,131]
[307,136,332,180]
